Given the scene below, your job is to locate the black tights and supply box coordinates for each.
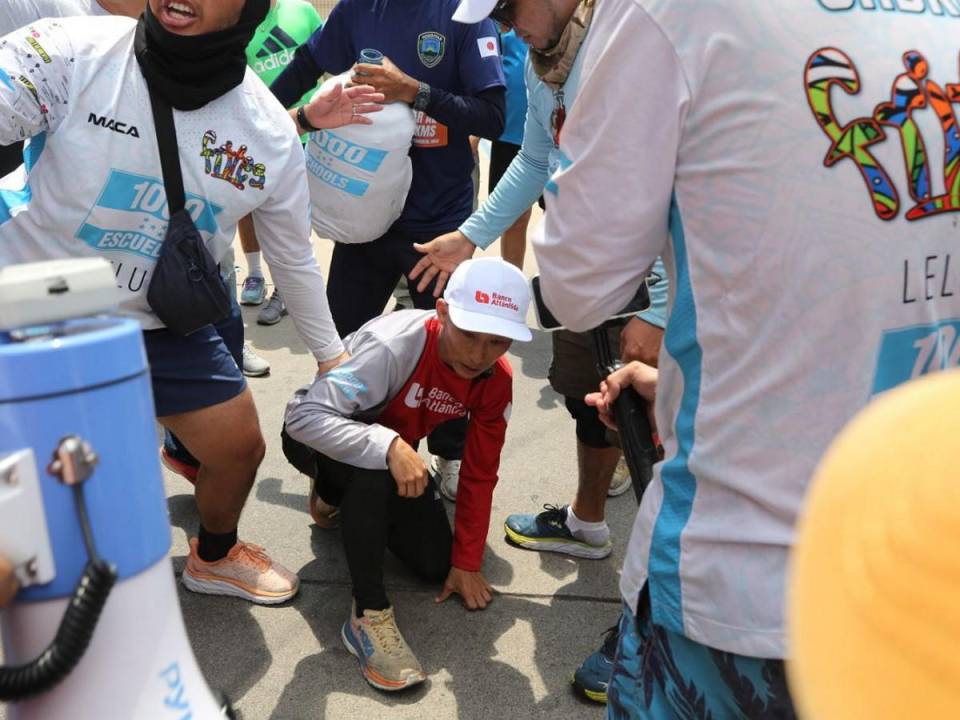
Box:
[282,429,452,613]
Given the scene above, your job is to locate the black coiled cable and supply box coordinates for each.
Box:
[0,456,117,702]
[0,558,117,701]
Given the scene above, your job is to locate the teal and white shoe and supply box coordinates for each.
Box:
[504,505,612,559]
[571,624,620,703]
[240,275,267,305]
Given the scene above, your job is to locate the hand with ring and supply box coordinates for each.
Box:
[300,83,384,131]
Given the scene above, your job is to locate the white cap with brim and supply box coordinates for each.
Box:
[452,0,499,24]
[443,257,532,342]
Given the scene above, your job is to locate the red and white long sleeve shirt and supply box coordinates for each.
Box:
[285,309,513,572]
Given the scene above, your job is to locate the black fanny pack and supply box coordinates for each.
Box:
[145,85,231,336]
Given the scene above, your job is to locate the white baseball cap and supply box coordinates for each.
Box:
[452,0,499,24]
[443,258,532,341]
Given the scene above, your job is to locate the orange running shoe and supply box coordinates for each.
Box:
[182,538,299,605]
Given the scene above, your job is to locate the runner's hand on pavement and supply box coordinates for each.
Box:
[436,567,493,610]
[620,316,664,367]
[387,437,429,498]
[411,231,477,296]
[351,57,419,105]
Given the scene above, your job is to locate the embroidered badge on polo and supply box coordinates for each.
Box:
[418,31,445,68]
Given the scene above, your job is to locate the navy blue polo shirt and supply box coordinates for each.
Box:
[304,0,504,233]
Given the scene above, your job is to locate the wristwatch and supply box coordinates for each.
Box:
[296,105,320,133]
[412,81,431,112]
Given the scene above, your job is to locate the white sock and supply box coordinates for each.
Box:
[245,252,263,279]
[565,506,610,546]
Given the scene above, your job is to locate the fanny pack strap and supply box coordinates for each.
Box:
[146,85,185,214]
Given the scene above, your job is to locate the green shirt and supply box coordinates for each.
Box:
[246,0,323,110]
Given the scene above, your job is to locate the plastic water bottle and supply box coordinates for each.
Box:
[359,48,384,65]
[356,48,384,76]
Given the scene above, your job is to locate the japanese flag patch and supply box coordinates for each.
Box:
[477,36,499,58]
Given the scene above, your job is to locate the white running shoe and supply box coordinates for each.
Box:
[241,343,270,377]
[431,456,462,501]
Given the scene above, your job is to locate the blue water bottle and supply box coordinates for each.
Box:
[356,48,384,75]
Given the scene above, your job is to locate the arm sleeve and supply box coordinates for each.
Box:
[456,17,505,95]
[423,84,504,141]
[0,19,75,145]
[252,134,345,362]
[459,68,552,248]
[450,373,512,571]
[284,336,403,469]
[637,256,669,329]
[533,0,688,333]
[271,43,325,108]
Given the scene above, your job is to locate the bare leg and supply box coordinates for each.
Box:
[570,440,621,523]
[159,388,265,533]
[238,214,260,254]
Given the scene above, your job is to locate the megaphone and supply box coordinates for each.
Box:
[0,259,232,718]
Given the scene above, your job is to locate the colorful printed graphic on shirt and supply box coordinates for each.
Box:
[413,111,448,148]
[305,129,390,196]
[328,367,369,400]
[75,170,223,291]
[402,382,465,416]
[872,319,960,395]
[200,130,267,191]
[26,36,51,64]
[805,47,960,222]
[417,31,445,69]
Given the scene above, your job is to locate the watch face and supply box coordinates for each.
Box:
[415,84,430,110]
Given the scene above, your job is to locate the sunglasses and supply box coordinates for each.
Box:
[489,0,517,29]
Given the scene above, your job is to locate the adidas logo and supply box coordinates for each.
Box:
[253,27,299,73]
[256,26,298,58]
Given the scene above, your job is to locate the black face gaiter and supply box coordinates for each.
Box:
[135,0,269,111]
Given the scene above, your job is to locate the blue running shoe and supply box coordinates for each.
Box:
[571,624,620,703]
[240,275,266,305]
[504,504,612,559]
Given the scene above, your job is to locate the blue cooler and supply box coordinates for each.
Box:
[0,315,171,602]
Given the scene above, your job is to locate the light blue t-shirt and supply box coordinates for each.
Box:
[461,42,668,328]
[498,29,528,146]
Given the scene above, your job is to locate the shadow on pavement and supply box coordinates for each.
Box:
[508,329,552,382]
[261,514,618,719]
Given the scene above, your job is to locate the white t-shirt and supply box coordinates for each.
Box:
[0,16,344,361]
[534,0,960,659]
[0,0,108,35]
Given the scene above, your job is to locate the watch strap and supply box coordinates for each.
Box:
[296,105,320,133]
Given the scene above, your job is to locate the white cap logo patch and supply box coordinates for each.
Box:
[444,258,532,342]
